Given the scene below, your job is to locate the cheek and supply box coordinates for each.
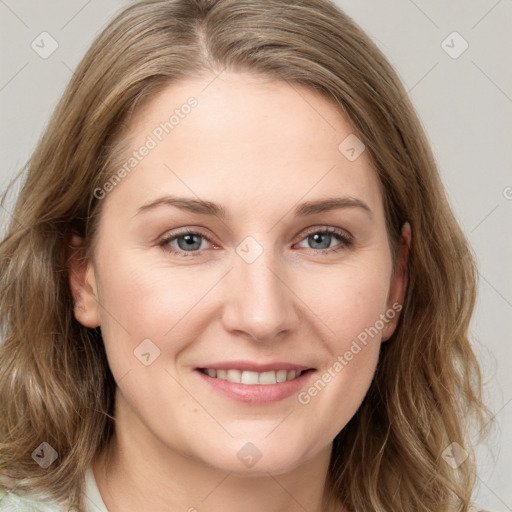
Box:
[98,263,197,334]
[291,259,391,434]
[93,248,225,377]
[295,257,392,350]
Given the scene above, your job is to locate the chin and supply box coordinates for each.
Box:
[190,433,322,477]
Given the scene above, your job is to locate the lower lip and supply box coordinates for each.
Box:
[195,369,315,404]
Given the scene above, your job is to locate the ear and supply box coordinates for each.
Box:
[382,222,411,341]
[67,234,101,328]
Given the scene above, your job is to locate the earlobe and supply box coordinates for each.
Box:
[67,234,101,328]
[382,222,411,341]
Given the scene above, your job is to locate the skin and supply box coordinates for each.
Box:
[69,71,410,512]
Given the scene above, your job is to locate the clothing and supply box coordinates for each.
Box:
[0,468,108,511]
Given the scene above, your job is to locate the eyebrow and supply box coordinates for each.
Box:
[136,195,373,219]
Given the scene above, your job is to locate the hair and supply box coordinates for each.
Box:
[0,0,492,510]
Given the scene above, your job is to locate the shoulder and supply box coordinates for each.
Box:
[0,488,63,511]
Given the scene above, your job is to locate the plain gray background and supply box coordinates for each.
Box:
[1,0,511,509]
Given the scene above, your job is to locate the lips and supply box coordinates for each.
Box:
[195,361,315,403]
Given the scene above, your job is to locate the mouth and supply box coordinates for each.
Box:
[198,368,311,385]
[195,363,316,403]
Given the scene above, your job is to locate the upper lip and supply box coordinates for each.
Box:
[197,361,314,372]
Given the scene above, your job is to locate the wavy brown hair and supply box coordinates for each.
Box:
[0,0,491,510]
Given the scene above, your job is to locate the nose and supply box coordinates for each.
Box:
[220,248,298,343]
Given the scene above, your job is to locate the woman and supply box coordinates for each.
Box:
[0,0,491,510]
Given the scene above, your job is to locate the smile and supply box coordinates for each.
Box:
[199,368,305,385]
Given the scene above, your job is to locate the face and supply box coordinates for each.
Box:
[70,72,409,476]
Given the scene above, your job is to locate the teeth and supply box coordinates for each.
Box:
[241,371,259,385]
[258,371,277,385]
[287,370,297,380]
[276,370,287,383]
[203,368,304,385]
[226,369,241,383]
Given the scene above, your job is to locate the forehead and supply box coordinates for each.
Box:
[101,72,384,221]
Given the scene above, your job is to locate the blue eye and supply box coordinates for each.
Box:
[159,227,353,257]
[160,231,212,256]
[296,228,353,252]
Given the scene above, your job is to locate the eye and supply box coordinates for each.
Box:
[159,229,214,257]
[295,227,353,253]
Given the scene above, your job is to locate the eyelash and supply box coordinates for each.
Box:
[158,226,353,257]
